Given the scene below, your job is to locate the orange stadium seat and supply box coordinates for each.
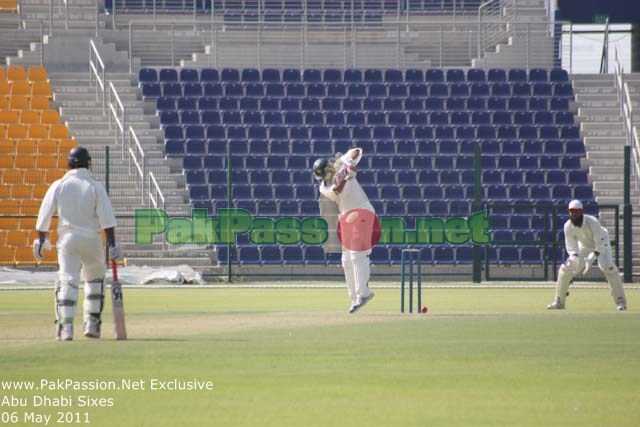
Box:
[9,96,29,110]
[49,124,70,139]
[0,110,19,123]
[45,168,65,182]
[7,66,27,82]
[0,96,8,109]
[16,139,36,154]
[2,169,24,184]
[59,138,76,151]
[0,155,14,168]
[27,66,48,82]
[36,156,56,168]
[19,217,36,230]
[25,229,38,243]
[29,96,50,110]
[0,199,20,215]
[14,247,34,265]
[0,248,16,265]
[0,67,6,80]
[33,185,47,199]
[20,200,41,216]
[31,81,51,98]
[24,169,45,185]
[0,0,18,11]
[10,81,30,96]
[15,156,36,168]
[6,123,26,139]
[57,155,67,168]
[41,110,60,124]
[0,139,14,154]
[0,125,6,138]
[0,230,6,246]
[0,81,8,95]
[6,230,27,247]
[20,110,40,124]
[12,185,32,199]
[41,248,58,265]
[27,124,48,139]
[0,216,18,229]
[37,139,58,154]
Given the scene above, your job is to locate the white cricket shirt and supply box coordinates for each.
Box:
[319,178,375,215]
[36,168,118,236]
[563,214,609,255]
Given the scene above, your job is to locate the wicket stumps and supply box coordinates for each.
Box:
[400,248,422,313]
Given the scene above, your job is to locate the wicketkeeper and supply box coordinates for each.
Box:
[313,148,376,313]
[35,146,123,341]
[548,200,627,310]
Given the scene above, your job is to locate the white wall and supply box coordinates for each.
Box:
[561,24,632,74]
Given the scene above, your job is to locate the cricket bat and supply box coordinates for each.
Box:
[111,260,127,340]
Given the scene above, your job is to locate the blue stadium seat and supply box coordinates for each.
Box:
[433,247,455,264]
[488,68,507,82]
[425,69,444,82]
[467,68,486,82]
[305,246,326,265]
[159,69,178,82]
[139,68,158,83]
[550,69,569,82]
[508,69,527,82]
[405,69,424,83]
[200,68,219,82]
[498,247,520,264]
[529,69,548,82]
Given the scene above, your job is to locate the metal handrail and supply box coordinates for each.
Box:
[128,17,556,71]
[148,171,165,211]
[89,39,106,114]
[614,47,640,190]
[107,82,126,160]
[127,126,146,203]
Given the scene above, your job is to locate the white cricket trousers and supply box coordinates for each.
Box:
[57,232,106,285]
[55,232,106,325]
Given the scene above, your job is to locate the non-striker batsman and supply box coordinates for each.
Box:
[35,146,123,340]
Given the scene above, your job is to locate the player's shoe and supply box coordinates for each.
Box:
[349,292,375,314]
[617,304,627,311]
[547,298,565,310]
[83,317,101,339]
[57,324,73,341]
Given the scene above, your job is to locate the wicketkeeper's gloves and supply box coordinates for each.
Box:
[583,251,599,275]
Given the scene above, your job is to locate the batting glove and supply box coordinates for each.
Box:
[32,238,52,261]
[583,252,598,275]
[107,239,123,261]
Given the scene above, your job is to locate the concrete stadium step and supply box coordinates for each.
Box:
[54,92,139,103]
[580,123,625,132]
[574,93,618,102]
[583,136,627,145]
[577,108,621,117]
[593,182,631,191]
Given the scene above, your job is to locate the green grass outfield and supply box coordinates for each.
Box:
[0,283,638,426]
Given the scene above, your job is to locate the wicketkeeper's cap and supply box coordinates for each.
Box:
[568,200,583,211]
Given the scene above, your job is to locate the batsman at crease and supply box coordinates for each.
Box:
[313,147,376,314]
